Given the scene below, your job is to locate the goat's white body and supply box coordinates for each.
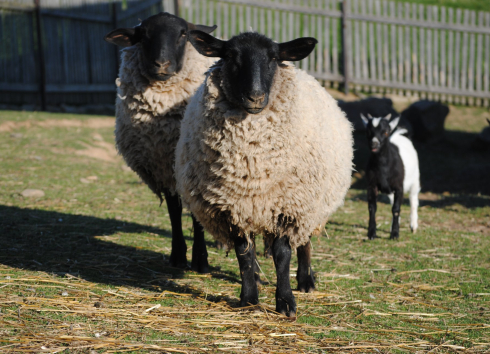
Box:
[388,130,420,232]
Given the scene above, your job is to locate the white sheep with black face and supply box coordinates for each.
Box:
[104,12,216,273]
[361,113,420,240]
[175,31,354,318]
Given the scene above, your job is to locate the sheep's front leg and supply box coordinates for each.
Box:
[163,189,187,269]
[297,240,315,293]
[367,186,378,240]
[191,215,209,274]
[390,189,403,240]
[234,234,259,308]
[272,236,296,318]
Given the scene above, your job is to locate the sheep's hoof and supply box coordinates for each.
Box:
[276,295,297,318]
[297,276,315,293]
[169,255,188,270]
[389,232,399,240]
[367,228,378,240]
[191,259,210,274]
[239,296,259,308]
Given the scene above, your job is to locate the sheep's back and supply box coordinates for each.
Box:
[176,65,353,249]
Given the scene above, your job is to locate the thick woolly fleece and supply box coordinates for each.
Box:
[175,62,354,249]
[114,42,215,199]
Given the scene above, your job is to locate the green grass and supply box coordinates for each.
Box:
[393,0,490,12]
[0,107,489,353]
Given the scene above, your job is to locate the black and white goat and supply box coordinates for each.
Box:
[361,114,420,240]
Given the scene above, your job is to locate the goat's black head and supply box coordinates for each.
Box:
[361,113,400,153]
[104,12,216,81]
[188,31,317,114]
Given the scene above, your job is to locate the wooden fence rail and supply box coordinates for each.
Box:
[1,0,489,108]
[0,0,177,108]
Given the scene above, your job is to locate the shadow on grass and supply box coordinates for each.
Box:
[0,205,241,298]
[352,130,490,205]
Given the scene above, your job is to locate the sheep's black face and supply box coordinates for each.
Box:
[104,13,216,81]
[361,114,400,153]
[188,31,317,114]
[219,34,279,114]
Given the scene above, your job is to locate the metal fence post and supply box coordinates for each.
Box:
[341,0,350,96]
[34,0,46,110]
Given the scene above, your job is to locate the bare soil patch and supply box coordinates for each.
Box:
[0,117,114,132]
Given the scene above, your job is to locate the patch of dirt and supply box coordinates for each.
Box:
[0,121,32,132]
[419,192,440,202]
[74,140,119,163]
[0,118,114,132]
[423,215,490,236]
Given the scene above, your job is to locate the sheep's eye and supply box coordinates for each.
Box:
[384,131,389,137]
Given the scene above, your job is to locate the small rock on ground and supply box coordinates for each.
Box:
[21,189,45,198]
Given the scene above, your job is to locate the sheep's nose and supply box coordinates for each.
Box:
[246,93,266,104]
[153,60,170,69]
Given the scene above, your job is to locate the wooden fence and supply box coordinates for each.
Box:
[181,0,490,106]
[1,0,490,108]
[0,0,177,108]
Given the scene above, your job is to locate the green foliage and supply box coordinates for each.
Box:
[393,0,490,12]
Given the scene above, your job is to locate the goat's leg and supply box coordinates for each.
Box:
[234,232,259,308]
[390,188,403,240]
[367,186,378,240]
[164,189,187,269]
[191,215,209,273]
[272,236,296,317]
[409,182,420,233]
[297,240,315,293]
[388,193,394,205]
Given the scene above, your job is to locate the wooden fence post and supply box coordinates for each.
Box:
[341,0,350,96]
[112,1,119,78]
[34,0,46,110]
[174,0,180,16]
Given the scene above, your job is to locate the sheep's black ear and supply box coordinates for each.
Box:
[278,37,318,61]
[389,116,401,132]
[187,22,217,34]
[104,28,138,47]
[188,30,225,57]
[360,114,369,128]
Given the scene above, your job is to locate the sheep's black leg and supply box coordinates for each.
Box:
[367,186,378,240]
[234,232,259,308]
[297,240,315,293]
[191,215,209,274]
[263,237,272,258]
[390,188,403,240]
[272,236,296,318]
[163,189,187,269]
